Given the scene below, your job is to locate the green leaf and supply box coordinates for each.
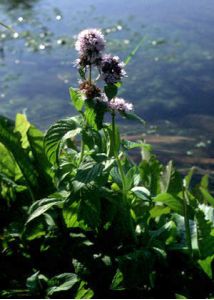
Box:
[82,128,103,154]
[84,102,97,130]
[14,113,30,149]
[26,272,48,295]
[198,255,214,279]
[27,125,54,186]
[183,167,196,189]
[111,270,124,291]
[69,87,84,111]
[0,143,22,180]
[79,192,101,229]
[122,139,152,151]
[63,201,84,228]
[199,187,214,206]
[149,206,171,218]
[149,221,177,245]
[153,193,184,215]
[175,294,187,299]
[44,117,79,165]
[131,186,151,201]
[75,281,94,299]
[139,154,163,195]
[200,174,209,189]
[27,192,68,223]
[124,37,145,65]
[104,84,118,99]
[47,273,79,296]
[104,124,121,156]
[24,218,46,240]
[121,111,146,125]
[0,116,38,191]
[160,161,182,194]
[73,160,107,191]
[196,209,214,259]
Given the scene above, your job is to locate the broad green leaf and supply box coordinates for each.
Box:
[153,193,184,215]
[150,206,171,218]
[110,166,122,187]
[73,160,107,191]
[199,187,214,206]
[0,143,22,180]
[24,218,46,240]
[63,201,83,228]
[149,220,177,245]
[139,155,163,195]
[124,166,139,190]
[111,270,124,291]
[200,174,209,189]
[175,294,187,299]
[104,84,118,99]
[196,209,214,259]
[14,113,30,149]
[69,87,84,111]
[47,273,79,296]
[122,139,152,151]
[198,255,214,279]
[82,128,103,154]
[84,102,97,130]
[79,193,101,229]
[0,116,38,191]
[44,117,79,165]
[183,167,196,189]
[104,124,121,156]
[131,186,150,200]
[26,272,48,295]
[160,161,182,194]
[199,204,214,223]
[27,192,68,223]
[27,125,54,185]
[121,111,146,125]
[75,281,94,299]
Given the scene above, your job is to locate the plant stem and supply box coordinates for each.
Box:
[79,138,85,166]
[111,112,137,244]
[89,63,92,85]
[111,112,126,194]
[183,188,193,257]
[79,64,92,165]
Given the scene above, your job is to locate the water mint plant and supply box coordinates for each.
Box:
[0,28,214,298]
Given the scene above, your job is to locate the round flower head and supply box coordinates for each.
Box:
[75,29,105,66]
[108,97,133,112]
[79,80,101,99]
[100,54,127,84]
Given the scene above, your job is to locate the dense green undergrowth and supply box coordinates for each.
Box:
[0,29,214,299]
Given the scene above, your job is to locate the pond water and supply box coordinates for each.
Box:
[0,0,214,176]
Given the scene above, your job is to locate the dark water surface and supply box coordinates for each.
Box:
[0,0,214,175]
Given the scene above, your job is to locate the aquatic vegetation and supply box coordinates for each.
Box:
[0,29,214,298]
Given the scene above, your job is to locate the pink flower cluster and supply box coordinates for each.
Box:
[75,29,105,65]
[108,98,133,112]
[100,55,127,84]
[75,29,134,113]
[75,29,126,84]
